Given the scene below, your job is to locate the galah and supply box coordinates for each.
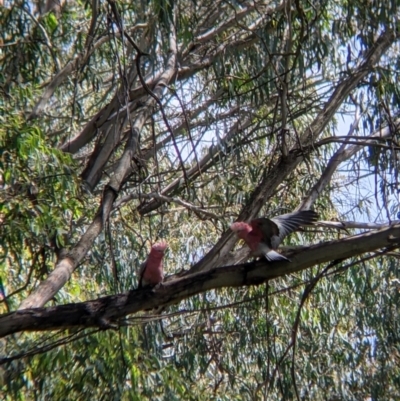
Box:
[138,241,168,288]
[230,210,318,262]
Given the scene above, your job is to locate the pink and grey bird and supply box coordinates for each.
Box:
[138,241,168,288]
[230,210,318,262]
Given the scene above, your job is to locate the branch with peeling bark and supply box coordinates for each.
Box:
[2,223,400,339]
[58,8,266,158]
[17,134,137,310]
[16,30,179,311]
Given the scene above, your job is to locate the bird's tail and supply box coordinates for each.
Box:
[265,250,290,262]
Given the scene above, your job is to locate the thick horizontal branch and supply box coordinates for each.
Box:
[2,223,400,339]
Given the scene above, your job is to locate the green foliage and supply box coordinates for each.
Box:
[1,0,400,399]
[4,256,400,400]
[0,113,83,306]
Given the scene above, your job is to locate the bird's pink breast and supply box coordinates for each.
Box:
[245,227,264,252]
[142,253,164,285]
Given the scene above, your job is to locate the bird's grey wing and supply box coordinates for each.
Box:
[253,218,281,249]
[270,210,318,241]
[138,261,147,288]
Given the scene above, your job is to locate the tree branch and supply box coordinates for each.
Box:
[189,28,398,273]
[300,116,400,209]
[17,126,140,310]
[3,223,400,338]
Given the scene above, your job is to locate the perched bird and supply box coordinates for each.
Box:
[230,210,318,262]
[138,241,168,288]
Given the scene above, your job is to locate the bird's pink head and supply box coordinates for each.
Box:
[151,241,168,253]
[230,222,252,239]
